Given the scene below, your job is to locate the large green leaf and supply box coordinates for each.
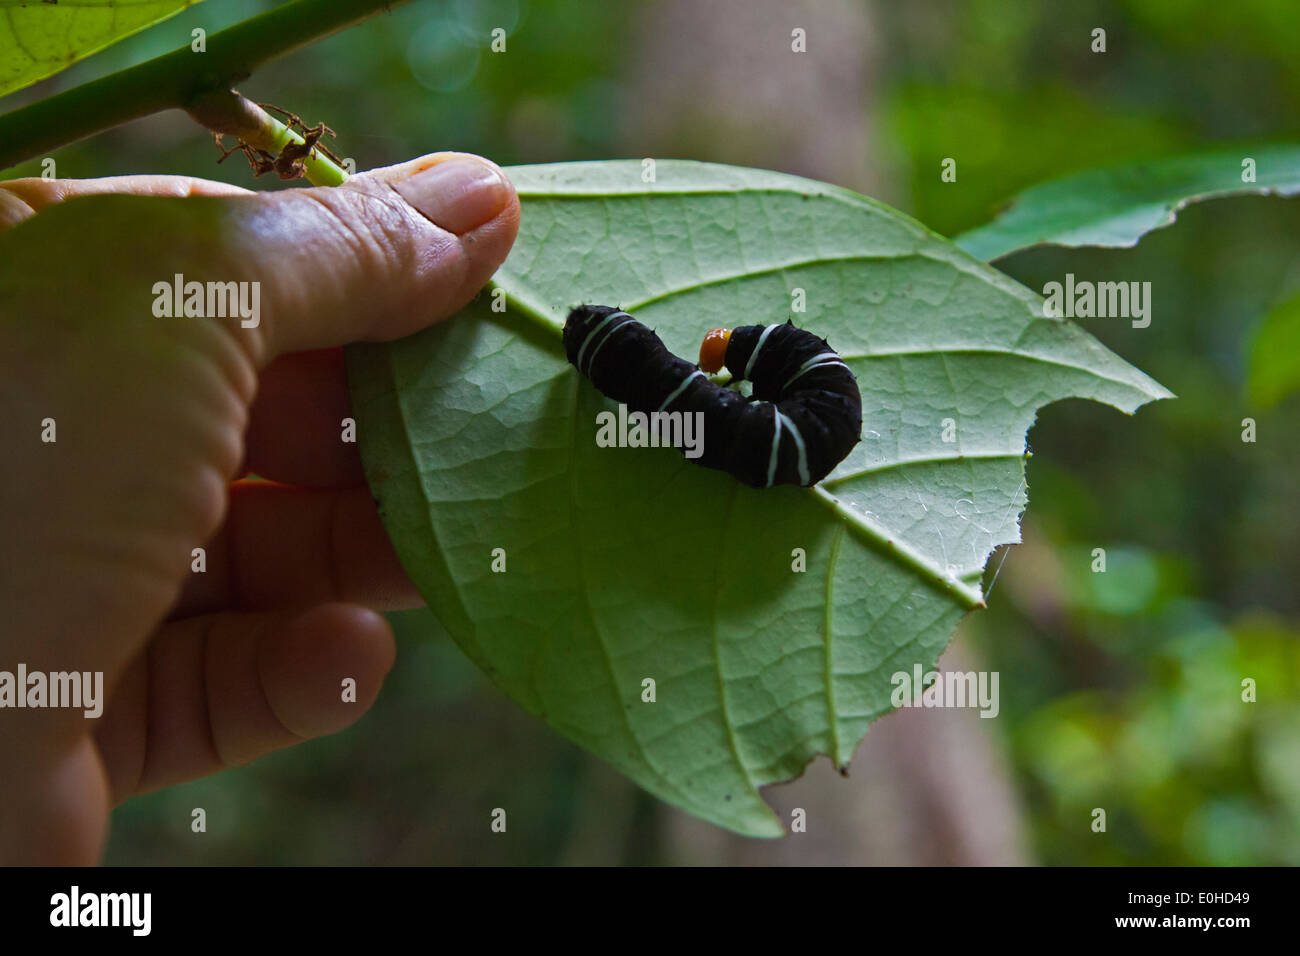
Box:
[0,0,200,99]
[346,161,1171,836]
[957,144,1300,261]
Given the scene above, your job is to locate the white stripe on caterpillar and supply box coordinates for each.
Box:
[766,408,810,485]
[766,405,783,488]
[744,324,781,380]
[782,352,850,390]
[657,369,705,412]
[579,312,635,374]
[779,411,811,485]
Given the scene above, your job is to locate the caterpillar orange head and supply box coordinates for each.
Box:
[698,327,732,373]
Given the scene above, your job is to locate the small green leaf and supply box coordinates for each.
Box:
[0,0,201,99]
[346,161,1171,836]
[957,144,1300,261]
[1246,291,1300,409]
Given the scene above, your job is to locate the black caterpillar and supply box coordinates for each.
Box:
[563,305,862,488]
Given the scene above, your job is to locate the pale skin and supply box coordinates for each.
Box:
[0,152,521,864]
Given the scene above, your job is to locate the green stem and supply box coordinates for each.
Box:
[258,109,351,187]
[187,88,349,186]
[0,0,413,172]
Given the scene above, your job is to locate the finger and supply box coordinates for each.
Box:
[229,150,520,361]
[0,174,251,230]
[172,480,421,619]
[0,737,109,865]
[240,348,364,487]
[4,152,520,366]
[95,602,396,801]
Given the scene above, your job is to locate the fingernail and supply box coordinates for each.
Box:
[394,156,513,235]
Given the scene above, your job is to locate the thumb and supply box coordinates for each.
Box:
[0,152,520,366]
[234,151,520,362]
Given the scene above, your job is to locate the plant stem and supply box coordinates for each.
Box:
[0,0,413,172]
[187,88,350,186]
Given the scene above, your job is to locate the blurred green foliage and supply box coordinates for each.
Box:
[6,0,1296,864]
[1248,291,1300,408]
[879,0,1300,862]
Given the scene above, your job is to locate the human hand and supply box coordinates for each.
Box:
[0,153,520,864]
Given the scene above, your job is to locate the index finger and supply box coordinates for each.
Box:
[0,174,252,230]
